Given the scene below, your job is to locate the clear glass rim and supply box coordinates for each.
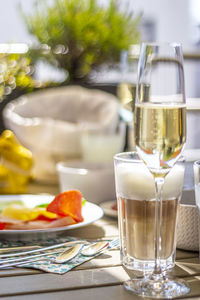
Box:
[141,42,182,48]
[114,151,185,163]
[114,151,140,163]
[194,160,200,167]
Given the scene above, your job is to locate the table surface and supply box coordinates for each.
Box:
[0,182,199,300]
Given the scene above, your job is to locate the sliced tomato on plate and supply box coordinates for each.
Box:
[0,221,5,230]
[47,190,84,223]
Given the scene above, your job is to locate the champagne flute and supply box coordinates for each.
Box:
[124,43,190,298]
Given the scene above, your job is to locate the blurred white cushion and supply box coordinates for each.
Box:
[3,86,119,182]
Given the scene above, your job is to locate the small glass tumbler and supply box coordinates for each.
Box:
[114,152,185,272]
[193,160,200,257]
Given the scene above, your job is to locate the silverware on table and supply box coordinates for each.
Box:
[0,243,85,268]
[0,249,63,269]
[81,241,109,256]
[0,245,41,253]
[54,244,84,264]
[81,238,120,256]
[0,238,120,269]
[0,240,88,258]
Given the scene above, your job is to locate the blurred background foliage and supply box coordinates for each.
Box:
[22,0,141,83]
[0,53,34,100]
[0,52,54,101]
[0,0,141,103]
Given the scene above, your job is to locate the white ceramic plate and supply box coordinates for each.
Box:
[100,200,117,218]
[0,194,104,241]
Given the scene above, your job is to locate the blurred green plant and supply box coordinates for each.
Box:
[0,52,59,101]
[22,0,141,82]
[0,53,35,101]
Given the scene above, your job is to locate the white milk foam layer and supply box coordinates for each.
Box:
[115,163,184,200]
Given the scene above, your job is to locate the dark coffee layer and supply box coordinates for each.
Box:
[118,197,179,260]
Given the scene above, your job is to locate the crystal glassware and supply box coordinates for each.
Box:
[193,160,200,259]
[124,42,190,298]
[114,152,185,273]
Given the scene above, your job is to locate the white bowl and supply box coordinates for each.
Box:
[3,86,119,182]
[56,161,115,204]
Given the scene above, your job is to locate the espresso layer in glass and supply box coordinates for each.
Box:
[119,197,179,260]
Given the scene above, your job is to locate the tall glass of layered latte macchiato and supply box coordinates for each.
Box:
[114,152,185,272]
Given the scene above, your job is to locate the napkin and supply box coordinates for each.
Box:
[0,237,111,274]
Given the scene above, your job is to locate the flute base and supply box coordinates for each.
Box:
[124,274,190,299]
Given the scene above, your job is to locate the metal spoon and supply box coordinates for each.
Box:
[54,244,84,264]
[81,241,109,256]
[57,239,118,260]
[0,244,85,268]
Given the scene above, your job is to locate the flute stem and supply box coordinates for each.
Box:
[153,176,165,276]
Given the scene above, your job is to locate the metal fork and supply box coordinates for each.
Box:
[108,238,120,249]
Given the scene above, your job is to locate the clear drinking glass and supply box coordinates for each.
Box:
[124,43,190,298]
[193,160,200,258]
[114,152,185,273]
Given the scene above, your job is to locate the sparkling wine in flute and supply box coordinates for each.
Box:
[134,102,186,174]
[124,43,190,298]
